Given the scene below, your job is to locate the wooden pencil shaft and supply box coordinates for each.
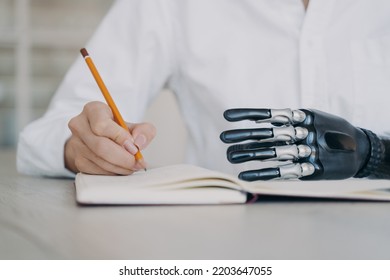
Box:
[84,56,127,129]
[80,48,144,161]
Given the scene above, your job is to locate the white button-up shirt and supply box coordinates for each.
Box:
[17,0,390,177]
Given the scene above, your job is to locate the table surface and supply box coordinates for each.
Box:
[1,149,390,260]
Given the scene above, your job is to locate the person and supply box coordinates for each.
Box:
[17,0,390,179]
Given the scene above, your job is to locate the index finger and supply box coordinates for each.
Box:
[220,126,309,143]
[223,108,306,125]
[86,104,139,155]
[224,108,272,122]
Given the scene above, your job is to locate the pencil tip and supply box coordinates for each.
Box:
[80,48,89,58]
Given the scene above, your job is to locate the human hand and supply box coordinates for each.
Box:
[220,108,376,181]
[65,101,156,175]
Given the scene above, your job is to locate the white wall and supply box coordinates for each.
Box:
[0,0,187,164]
[144,89,187,167]
[0,0,114,146]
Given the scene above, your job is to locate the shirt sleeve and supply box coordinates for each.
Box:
[17,0,176,177]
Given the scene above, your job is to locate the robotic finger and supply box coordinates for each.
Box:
[220,126,309,143]
[227,143,312,163]
[222,108,387,180]
[239,162,315,181]
[224,108,307,125]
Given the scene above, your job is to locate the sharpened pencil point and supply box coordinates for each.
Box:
[80,48,89,58]
[137,158,147,172]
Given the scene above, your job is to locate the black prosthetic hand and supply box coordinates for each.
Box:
[220,108,387,181]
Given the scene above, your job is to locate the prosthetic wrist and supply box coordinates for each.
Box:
[220,108,390,181]
[355,130,390,179]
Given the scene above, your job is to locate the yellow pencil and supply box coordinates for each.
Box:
[80,48,146,170]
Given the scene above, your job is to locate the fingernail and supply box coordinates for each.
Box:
[134,134,147,150]
[123,140,138,155]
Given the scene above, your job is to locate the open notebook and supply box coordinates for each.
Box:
[75,164,390,205]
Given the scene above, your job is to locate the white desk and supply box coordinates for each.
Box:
[1,149,390,259]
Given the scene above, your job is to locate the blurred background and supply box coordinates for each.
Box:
[0,0,187,168]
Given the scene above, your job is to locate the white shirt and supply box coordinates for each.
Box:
[17,0,390,177]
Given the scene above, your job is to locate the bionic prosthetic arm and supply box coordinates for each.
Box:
[220,108,390,181]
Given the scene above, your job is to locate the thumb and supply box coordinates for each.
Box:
[127,122,157,150]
